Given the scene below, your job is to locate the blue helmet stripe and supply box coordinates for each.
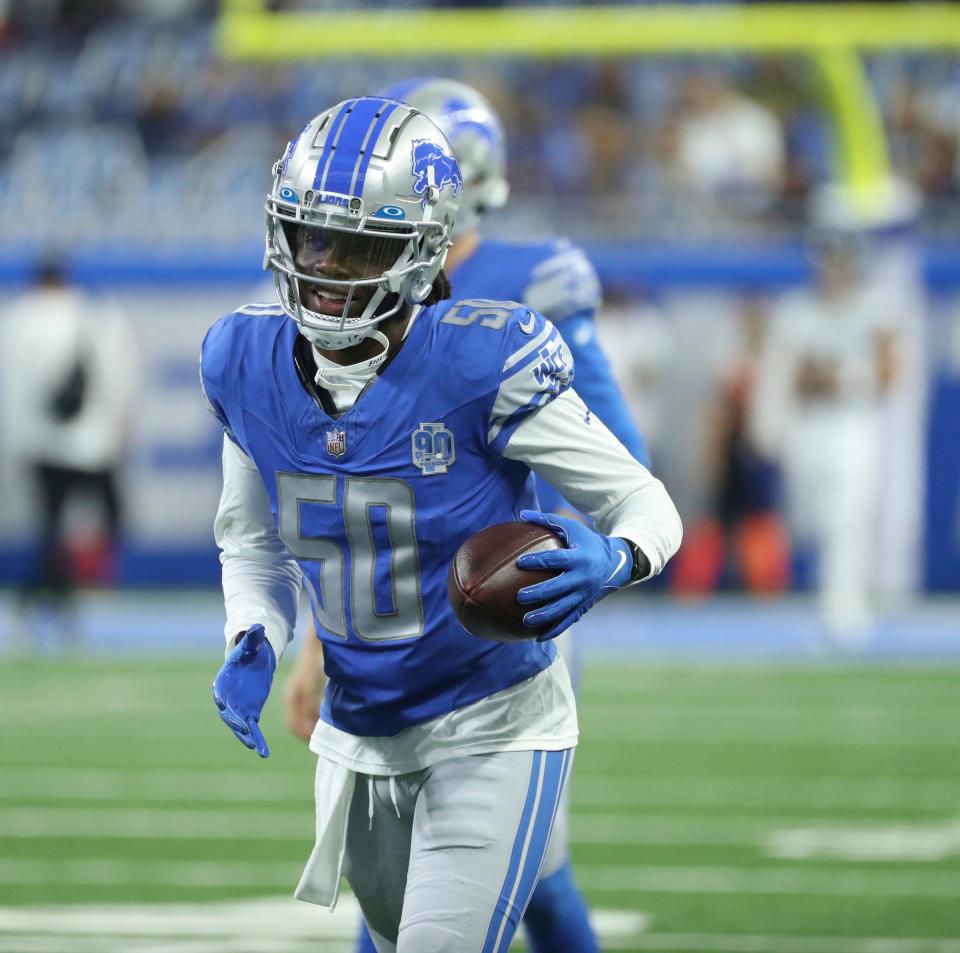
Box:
[351,101,400,198]
[321,97,383,196]
[312,99,356,191]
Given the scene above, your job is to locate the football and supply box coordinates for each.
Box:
[447,520,566,642]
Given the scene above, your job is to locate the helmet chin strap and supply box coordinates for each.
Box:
[309,327,391,392]
[308,305,422,394]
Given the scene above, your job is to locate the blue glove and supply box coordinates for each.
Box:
[212,624,276,758]
[516,510,635,641]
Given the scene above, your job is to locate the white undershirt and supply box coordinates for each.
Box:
[215,385,682,774]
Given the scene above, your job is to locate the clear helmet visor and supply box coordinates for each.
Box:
[293,223,410,280]
[279,222,410,318]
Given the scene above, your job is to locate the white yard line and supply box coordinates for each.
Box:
[0,806,774,845]
[577,864,960,897]
[0,774,306,805]
[0,766,306,795]
[2,807,314,840]
[632,934,960,953]
[1,898,958,953]
[2,858,960,897]
[16,805,932,848]
[8,696,955,723]
[0,940,351,953]
[7,716,960,749]
[8,768,960,813]
[0,860,301,888]
[0,896,647,951]
[0,896,362,939]
[572,774,960,811]
[8,722,957,746]
[768,820,960,861]
[580,724,960,748]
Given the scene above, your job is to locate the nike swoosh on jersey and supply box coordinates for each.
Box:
[519,313,537,335]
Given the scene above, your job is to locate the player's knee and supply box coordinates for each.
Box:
[399,870,500,953]
[396,920,465,953]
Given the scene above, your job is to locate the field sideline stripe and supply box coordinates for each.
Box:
[0,806,827,845]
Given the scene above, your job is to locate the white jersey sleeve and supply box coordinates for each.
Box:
[215,436,302,661]
[486,311,575,456]
[503,388,682,578]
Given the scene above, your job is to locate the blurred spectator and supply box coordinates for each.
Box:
[136,80,193,156]
[574,64,637,194]
[892,74,959,203]
[659,69,785,224]
[0,261,139,636]
[9,0,121,39]
[0,13,955,248]
[750,227,904,646]
[670,298,791,596]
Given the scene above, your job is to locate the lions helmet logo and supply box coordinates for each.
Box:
[410,139,463,205]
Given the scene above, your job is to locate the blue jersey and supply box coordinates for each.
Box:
[449,238,650,474]
[202,300,575,737]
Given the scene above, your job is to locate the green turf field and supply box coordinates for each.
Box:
[2,658,960,952]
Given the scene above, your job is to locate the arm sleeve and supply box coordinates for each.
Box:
[554,312,651,467]
[503,388,682,579]
[215,436,302,661]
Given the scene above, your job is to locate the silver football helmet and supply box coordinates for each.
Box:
[377,78,508,236]
[265,96,463,351]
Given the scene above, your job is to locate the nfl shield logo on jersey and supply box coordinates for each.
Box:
[325,428,347,458]
[412,422,455,476]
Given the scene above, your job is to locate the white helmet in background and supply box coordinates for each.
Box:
[378,77,508,236]
[265,96,463,352]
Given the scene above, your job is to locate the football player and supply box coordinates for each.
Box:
[282,77,653,953]
[206,97,681,953]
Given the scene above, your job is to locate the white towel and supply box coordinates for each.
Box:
[294,757,356,910]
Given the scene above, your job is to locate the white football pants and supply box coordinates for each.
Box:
[343,748,573,953]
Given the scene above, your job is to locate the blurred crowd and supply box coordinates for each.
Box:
[0,3,959,248]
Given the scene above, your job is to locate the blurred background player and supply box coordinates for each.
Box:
[0,259,138,643]
[281,77,652,953]
[750,210,913,645]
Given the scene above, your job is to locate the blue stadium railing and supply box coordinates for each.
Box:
[1,240,959,290]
